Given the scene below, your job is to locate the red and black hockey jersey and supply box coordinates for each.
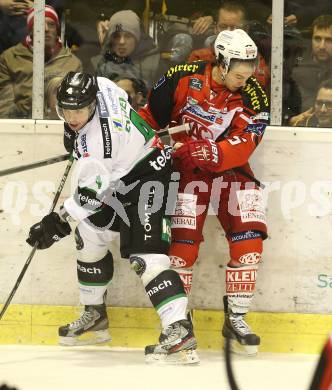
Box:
[139,61,270,173]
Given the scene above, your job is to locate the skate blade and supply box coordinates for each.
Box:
[145,349,200,365]
[59,329,111,346]
[226,339,258,356]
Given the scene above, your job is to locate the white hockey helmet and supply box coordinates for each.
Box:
[214,29,257,73]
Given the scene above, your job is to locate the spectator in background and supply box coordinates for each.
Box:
[64,0,145,73]
[188,1,271,91]
[290,79,332,127]
[0,0,66,54]
[0,5,82,118]
[115,77,147,111]
[215,1,246,32]
[93,10,160,88]
[245,0,331,31]
[96,0,145,46]
[293,15,332,112]
[153,0,220,74]
[0,0,33,54]
[151,0,220,47]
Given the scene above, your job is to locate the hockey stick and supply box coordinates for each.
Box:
[0,153,70,177]
[158,123,190,137]
[224,337,240,390]
[309,334,332,390]
[0,154,75,321]
[0,124,188,177]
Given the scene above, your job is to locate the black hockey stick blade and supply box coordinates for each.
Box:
[0,244,38,320]
[309,334,332,390]
[0,153,70,177]
[224,337,240,390]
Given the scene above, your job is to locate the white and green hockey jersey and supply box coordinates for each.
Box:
[63,76,157,222]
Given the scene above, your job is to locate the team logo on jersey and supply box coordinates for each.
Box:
[185,104,216,122]
[166,63,199,78]
[95,175,102,190]
[112,119,122,130]
[100,119,112,158]
[244,123,266,136]
[96,92,109,118]
[215,116,223,125]
[253,112,269,122]
[149,146,172,171]
[153,75,166,90]
[208,106,220,114]
[106,87,120,115]
[172,193,197,230]
[187,96,198,105]
[230,231,261,243]
[147,280,173,298]
[189,78,203,91]
[236,189,266,224]
[80,134,89,157]
[161,218,171,244]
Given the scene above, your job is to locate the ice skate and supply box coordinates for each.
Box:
[222,295,260,356]
[58,304,111,346]
[145,319,199,365]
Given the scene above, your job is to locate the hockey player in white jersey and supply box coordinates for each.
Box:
[26,72,198,364]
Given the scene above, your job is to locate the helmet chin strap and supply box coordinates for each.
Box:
[219,60,229,82]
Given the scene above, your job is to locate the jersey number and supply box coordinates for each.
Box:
[130,109,155,143]
[227,136,247,145]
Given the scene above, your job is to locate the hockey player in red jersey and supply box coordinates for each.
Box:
[139,29,270,354]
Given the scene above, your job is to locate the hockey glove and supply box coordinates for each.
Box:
[63,123,76,153]
[26,212,71,250]
[172,139,222,172]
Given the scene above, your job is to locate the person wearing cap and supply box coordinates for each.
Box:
[0,5,82,118]
[93,10,160,88]
[139,29,270,356]
[187,1,271,91]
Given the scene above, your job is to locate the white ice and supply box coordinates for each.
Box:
[0,346,318,390]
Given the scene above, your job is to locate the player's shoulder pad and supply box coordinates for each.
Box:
[153,61,207,90]
[241,76,270,116]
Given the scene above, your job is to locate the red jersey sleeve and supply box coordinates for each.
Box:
[215,77,270,172]
[138,62,206,130]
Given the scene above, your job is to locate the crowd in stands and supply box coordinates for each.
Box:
[0,0,331,127]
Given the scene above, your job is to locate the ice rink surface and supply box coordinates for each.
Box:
[0,345,318,390]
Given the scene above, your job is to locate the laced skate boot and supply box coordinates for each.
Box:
[145,319,199,365]
[222,295,260,356]
[58,304,111,346]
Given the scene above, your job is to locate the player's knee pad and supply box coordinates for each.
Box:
[169,240,200,269]
[130,253,170,286]
[75,226,107,262]
[77,251,114,286]
[228,231,263,267]
[131,254,187,315]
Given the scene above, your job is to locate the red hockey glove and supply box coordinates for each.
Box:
[172,139,222,172]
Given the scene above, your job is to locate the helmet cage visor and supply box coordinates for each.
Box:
[56,101,96,123]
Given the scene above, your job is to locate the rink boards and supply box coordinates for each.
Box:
[0,120,332,354]
[0,304,330,354]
